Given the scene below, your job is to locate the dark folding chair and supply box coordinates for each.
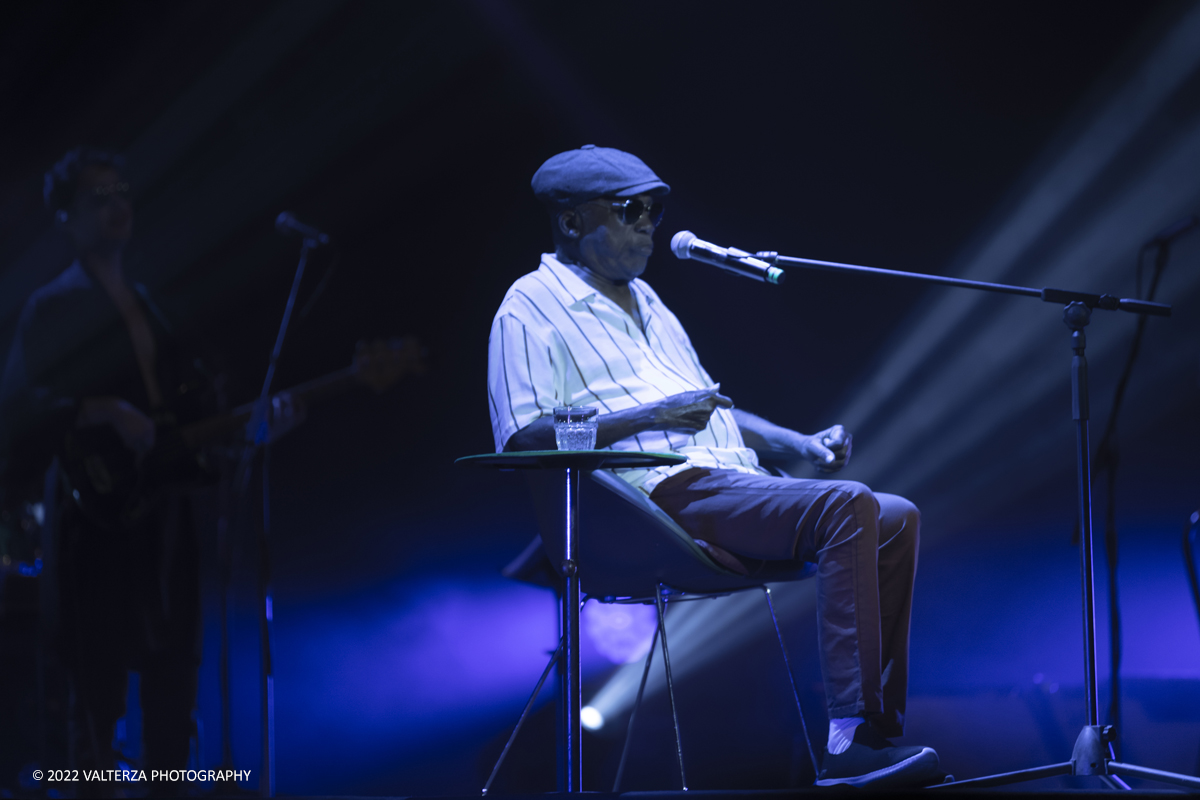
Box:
[489,468,818,793]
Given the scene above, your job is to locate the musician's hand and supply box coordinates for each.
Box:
[649,385,734,433]
[77,396,156,457]
[801,424,852,472]
[354,336,426,393]
[267,391,308,441]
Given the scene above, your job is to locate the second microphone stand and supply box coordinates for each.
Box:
[226,234,319,797]
[748,247,1198,791]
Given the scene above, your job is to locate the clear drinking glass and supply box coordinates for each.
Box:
[553,406,598,450]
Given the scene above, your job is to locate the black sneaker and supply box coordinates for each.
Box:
[816,722,940,788]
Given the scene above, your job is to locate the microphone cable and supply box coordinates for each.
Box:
[1077,213,1197,756]
[296,242,340,323]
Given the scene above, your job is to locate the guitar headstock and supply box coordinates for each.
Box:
[353,336,426,393]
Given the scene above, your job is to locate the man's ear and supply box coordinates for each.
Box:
[557,209,581,238]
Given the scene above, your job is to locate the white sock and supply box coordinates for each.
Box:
[827,716,862,755]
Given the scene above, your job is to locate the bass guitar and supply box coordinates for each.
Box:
[62,337,424,528]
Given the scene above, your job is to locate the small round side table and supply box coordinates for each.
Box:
[456,450,685,793]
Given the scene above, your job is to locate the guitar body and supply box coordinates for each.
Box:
[63,416,215,529]
[63,425,137,526]
[60,336,423,529]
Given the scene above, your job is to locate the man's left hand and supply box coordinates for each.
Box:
[268,391,308,441]
[800,424,852,472]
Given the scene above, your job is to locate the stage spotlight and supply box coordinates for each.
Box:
[580,705,604,731]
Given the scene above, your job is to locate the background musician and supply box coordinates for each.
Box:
[0,147,292,786]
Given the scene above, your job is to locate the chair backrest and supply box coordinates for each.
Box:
[523,469,814,600]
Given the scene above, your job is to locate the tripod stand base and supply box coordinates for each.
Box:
[1106,761,1200,789]
[936,725,1200,790]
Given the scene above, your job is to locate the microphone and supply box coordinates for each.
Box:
[275,212,330,245]
[670,231,785,285]
[1149,214,1199,245]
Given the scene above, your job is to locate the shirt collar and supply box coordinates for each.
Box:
[540,253,598,307]
[540,252,658,311]
[65,259,93,287]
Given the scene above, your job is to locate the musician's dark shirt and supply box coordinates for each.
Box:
[0,261,213,499]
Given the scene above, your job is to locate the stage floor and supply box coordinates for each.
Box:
[245,789,1197,800]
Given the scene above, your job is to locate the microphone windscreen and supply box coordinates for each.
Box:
[670,230,696,260]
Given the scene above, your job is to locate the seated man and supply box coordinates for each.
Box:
[487,144,939,788]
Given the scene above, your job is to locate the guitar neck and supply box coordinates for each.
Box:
[179,365,358,448]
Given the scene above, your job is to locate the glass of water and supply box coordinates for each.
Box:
[553,406,598,450]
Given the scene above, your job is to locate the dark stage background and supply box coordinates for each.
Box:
[1,0,1199,794]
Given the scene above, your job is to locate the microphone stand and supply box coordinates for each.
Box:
[751,249,1199,790]
[229,235,317,797]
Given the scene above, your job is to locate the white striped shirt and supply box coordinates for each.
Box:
[487,253,766,494]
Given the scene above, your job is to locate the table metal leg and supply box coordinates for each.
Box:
[562,467,582,792]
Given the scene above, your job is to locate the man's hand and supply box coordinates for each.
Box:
[800,424,852,472]
[505,385,734,452]
[77,396,156,457]
[649,385,734,434]
[267,391,308,442]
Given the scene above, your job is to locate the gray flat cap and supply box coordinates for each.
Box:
[531,144,670,210]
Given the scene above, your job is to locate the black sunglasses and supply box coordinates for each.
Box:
[589,197,665,227]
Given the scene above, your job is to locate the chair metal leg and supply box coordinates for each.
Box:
[655,585,688,791]
[482,636,564,796]
[612,622,660,792]
[762,586,818,779]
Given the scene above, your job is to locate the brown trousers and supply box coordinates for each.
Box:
[649,468,919,735]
